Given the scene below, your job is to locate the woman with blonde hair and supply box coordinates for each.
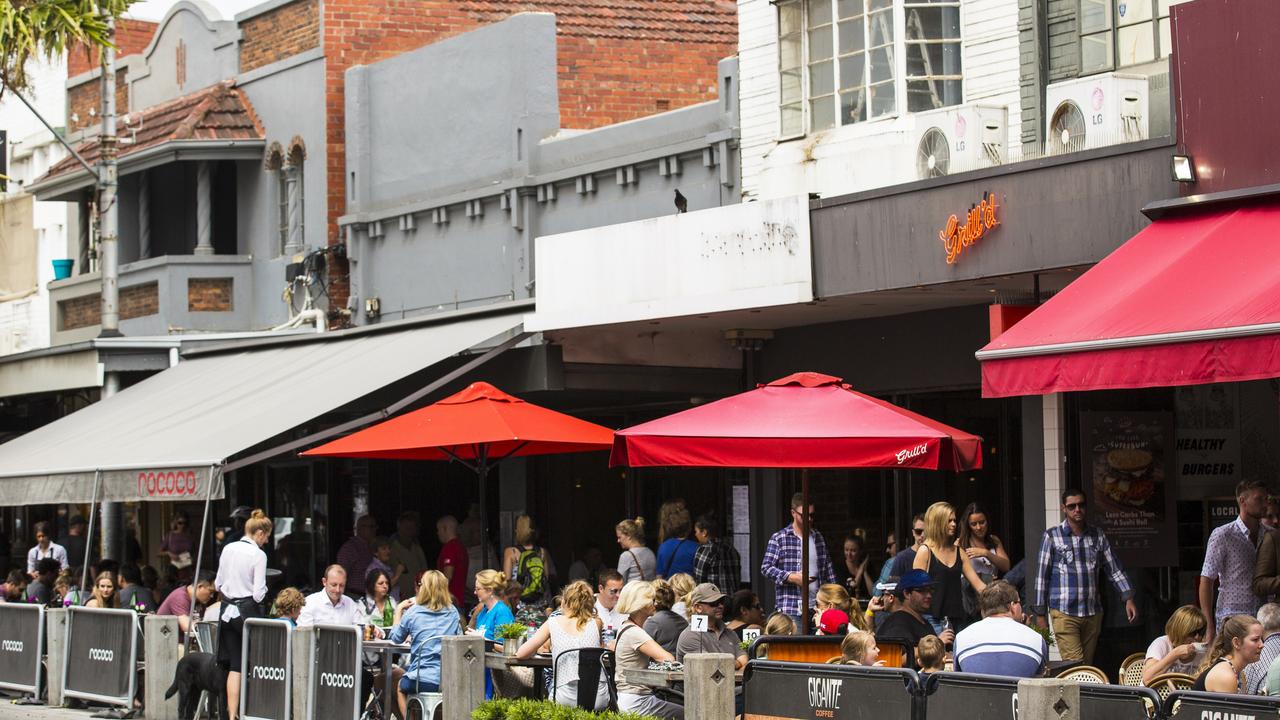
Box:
[466,569,514,699]
[764,611,796,637]
[85,571,118,608]
[656,501,696,579]
[613,581,683,718]
[1193,614,1263,693]
[391,570,461,718]
[616,518,655,584]
[1142,604,1209,684]
[912,502,987,634]
[814,583,870,633]
[215,509,272,720]
[502,515,555,607]
[517,580,609,709]
[668,573,695,618]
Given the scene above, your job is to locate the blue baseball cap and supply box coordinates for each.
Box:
[897,569,937,592]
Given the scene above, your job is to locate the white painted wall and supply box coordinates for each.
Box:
[0,58,73,356]
[737,0,1021,201]
[527,196,812,332]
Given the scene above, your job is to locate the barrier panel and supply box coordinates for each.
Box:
[922,671,1019,720]
[748,635,843,663]
[241,618,293,720]
[743,659,919,719]
[1077,680,1161,719]
[0,604,43,697]
[308,624,361,720]
[62,606,139,707]
[1163,690,1280,720]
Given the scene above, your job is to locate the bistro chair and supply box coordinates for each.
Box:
[405,690,443,720]
[1145,672,1195,701]
[1056,665,1109,683]
[551,647,618,711]
[1119,653,1148,686]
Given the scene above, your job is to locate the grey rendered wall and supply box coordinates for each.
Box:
[238,55,328,328]
[128,0,240,111]
[343,13,740,324]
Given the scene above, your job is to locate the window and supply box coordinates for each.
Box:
[777,0,963,137]
[276,170,289,253]
[1080,0,1175,74]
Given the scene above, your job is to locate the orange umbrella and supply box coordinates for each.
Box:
[302,382,614,552]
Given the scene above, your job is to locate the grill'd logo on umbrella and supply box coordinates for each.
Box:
[895,443,931,464]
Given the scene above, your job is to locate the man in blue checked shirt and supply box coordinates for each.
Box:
[1032,487,1138,665]
[761,493,837,622]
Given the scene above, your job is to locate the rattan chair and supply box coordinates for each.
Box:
[1145,672,1195,700]
[1056,664,1109,683]
[1119,652,1147,686]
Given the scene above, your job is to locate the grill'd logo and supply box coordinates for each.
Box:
[807,677,843,718]
[251,665,285,681]
[89,648,113,662]
[320,672,355,689]
[895,443,929,464]
[2,640,22,652]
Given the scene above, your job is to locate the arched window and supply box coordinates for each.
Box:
[285,138,306,255]
[264,143,287,255]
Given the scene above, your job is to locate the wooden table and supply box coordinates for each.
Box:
[485,651,553,698]
[617,666,745,689]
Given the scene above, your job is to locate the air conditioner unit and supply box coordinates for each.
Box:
[1045,73,1148,154]
[912,104,1009,179]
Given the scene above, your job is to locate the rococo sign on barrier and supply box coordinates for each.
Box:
[940,192,1000,265]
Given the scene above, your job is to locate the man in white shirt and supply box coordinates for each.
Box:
[26,521,68,577]
[298,565,376,631]
[593,569,627,634]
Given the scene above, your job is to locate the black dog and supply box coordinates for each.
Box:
[164,652,228,720]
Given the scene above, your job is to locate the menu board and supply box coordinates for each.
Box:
[1079,412,1177,567]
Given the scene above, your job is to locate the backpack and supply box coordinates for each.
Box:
[516,547,548,603]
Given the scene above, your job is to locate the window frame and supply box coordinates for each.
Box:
[776,0,965,140]
[1078,0,1173,75]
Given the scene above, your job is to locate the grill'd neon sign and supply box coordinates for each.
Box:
[940,192,1000,264]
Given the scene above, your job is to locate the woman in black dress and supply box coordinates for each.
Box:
[912,501,988,634]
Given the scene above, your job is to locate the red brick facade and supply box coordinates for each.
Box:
[66,69,130,134]
[317,0,738,318]
[187,277,234,312]
[59,282,159,330]
[67,18,157,77]
[239,0,320,73]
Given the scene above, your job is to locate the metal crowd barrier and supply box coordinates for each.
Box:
[0,604,43,699]
[241,618,294,720]
[744,659,919,719]
[1163,690,1280,720]
[307,624,362,720]
[62,606,139,708]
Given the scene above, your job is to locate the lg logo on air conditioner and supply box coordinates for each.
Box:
[1,640,22,652]
[321,673,355,688]
[252,666,285,681]
[89,648,113,662]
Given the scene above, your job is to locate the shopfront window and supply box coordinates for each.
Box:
[1080,0,1184,73]
[777,0,963,137]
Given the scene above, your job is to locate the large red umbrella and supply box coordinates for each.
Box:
[610,372,982,629]
[303,381,614,558]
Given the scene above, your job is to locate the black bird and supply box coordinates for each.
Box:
[674,189,688,214]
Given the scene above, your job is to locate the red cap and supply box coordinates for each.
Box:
[818,608,850,635]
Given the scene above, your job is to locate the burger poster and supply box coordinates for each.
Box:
[1079,412,1177,567]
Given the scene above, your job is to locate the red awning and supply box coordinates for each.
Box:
[611,372,982,470]
[978,202,1280,397]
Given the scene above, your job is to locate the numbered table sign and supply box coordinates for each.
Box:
[742,628,761,644]
[690,614,709,632]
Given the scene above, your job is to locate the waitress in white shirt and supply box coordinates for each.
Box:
[215,509,271,720]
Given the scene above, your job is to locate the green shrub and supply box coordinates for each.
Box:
[472,698,654,720]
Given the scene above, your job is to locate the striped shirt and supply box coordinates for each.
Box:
[1032,520,1132,618]
[954,616,1048,678]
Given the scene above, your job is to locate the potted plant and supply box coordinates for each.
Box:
[497,623,527,657]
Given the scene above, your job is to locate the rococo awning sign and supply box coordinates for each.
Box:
[940,192,1000,264]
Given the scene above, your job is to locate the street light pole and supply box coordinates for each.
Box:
[98,14,123,562]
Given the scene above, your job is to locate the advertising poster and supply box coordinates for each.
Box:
[64,607,135,704]
[1079,412,1177,567]
[1174,385,1240,488]
[312,626,360,720]
[242,620,290,720]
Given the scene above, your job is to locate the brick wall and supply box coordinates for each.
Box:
[319,1,737,321]
[187,277,234,312]
[67,18,157,77]
[60,282,159,330]
[239,0,321,73]
[66,69,129,134]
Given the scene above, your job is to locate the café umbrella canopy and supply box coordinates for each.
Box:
[610,371,983,630]
[302,381,615,559]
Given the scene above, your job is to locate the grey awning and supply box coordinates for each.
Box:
[0,308,524,504]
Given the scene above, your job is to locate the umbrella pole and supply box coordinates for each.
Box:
[478,445,490,570]
[801,468,810,634]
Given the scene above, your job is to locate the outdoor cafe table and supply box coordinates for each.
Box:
[364,638,413,720]
[616,666,745,689]
[485,651,553,697]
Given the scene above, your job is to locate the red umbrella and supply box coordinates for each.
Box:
[610,372,982,629]
[303,381,614,558]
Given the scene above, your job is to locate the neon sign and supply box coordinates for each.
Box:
[940,192,1000,264]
